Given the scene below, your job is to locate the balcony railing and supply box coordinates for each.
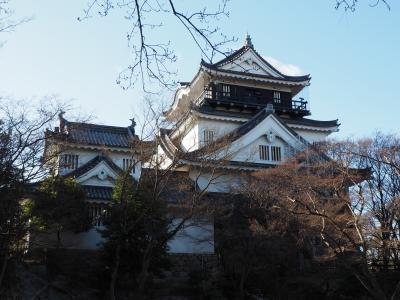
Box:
[195,88,310,115]
[292,98,308,111]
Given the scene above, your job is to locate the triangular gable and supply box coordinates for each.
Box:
[66,155,123,187]
[217,113,307,161]
[217,47,284,78]
[201,45,310,84]
[76,160,120,187]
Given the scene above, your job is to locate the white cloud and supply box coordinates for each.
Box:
[263,56,304,76]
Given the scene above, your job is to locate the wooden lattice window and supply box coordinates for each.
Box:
[259,145,270,161]
[62,154,79,170]
[273,91,281,104]
[271,146,282,161]
[222,84,230,97]
[203,130,214,145]
[123,158,135,173]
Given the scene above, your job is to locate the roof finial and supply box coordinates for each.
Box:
[129,118,136,136]
[244,32,254,49]
[58,110,66,132]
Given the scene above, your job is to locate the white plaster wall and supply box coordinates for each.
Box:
[68,226,104,249]
[58,147,141,180]
[64,220,214,253]
[168,218,214,254]
[58,149,97,176]
[231,135,286,164]
[179,118,239,152]
[109,151,141,180]
[226,115,302,160]
[33,226,104,250]
[197,118,239,144]
[181,123,199,152]
[292,128,332,143]
[189,170,243,193]
[152,145,174,170]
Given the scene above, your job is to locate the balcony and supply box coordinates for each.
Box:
[196,88,310,116]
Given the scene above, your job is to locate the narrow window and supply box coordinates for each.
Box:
[259,145,269,161]
[222,84,230,97]
[273,91,281,104]
[271,146,282,161]
[62,154,79,169]
[123,158,135,173]
[203,130,214,145]
[205,86,213,99]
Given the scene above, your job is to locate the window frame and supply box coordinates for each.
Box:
[61,154,79,170]
[221,84,231,97]
[271,146,282,161]
[122,158,135,174]
[259,145,270,161]
[203,129,215,145]
[273,91,281,104]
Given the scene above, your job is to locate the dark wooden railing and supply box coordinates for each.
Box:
[197,88,310,115]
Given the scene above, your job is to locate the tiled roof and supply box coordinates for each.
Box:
[65,121,135,148]
[195,105,254,119]
[159,108,312,165]
[284,117,339,128]
[201,45,311,83]
[195,106,339,129]
[83,185,113,201]
[66,154,124,179]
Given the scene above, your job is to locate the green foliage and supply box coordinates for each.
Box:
[112,173,140,206]
[29,176,91,233]
[101,174,170,286]
[0,121,30,290]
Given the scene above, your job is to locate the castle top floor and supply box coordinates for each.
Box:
[164,34,311,121]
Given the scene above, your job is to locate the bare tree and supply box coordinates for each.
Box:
[0,0,32,46]
[246,137,400,300]
[79,0,235,92]
[102,99,233,299]
[0,97,67,294]
[322,135,400,272]
[335,0,391,11]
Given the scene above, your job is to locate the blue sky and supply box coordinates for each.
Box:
[0,1,399,138]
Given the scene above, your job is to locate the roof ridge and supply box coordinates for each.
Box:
[201,46,311,82]
[68,121,129,131]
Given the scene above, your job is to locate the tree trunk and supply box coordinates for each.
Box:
[56,229,61,250]
[391,280,400,300]
[352,265,388,300]
[135,257,150,300]
[135,243,153,300]
[238,265,248,300]
[0,252,9,291]
[109,244,121,300]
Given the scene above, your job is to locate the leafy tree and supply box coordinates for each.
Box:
[29,176,91,249]
[101,173,170,300]
[217,191,313,299]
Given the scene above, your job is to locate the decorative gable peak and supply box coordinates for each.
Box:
[244,33,254,49]
[199,34,310,84]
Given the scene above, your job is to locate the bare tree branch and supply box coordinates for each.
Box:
[79,0,235,92]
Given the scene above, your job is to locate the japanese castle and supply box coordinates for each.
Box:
[45,35,339,251]
[157,34,339,192]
